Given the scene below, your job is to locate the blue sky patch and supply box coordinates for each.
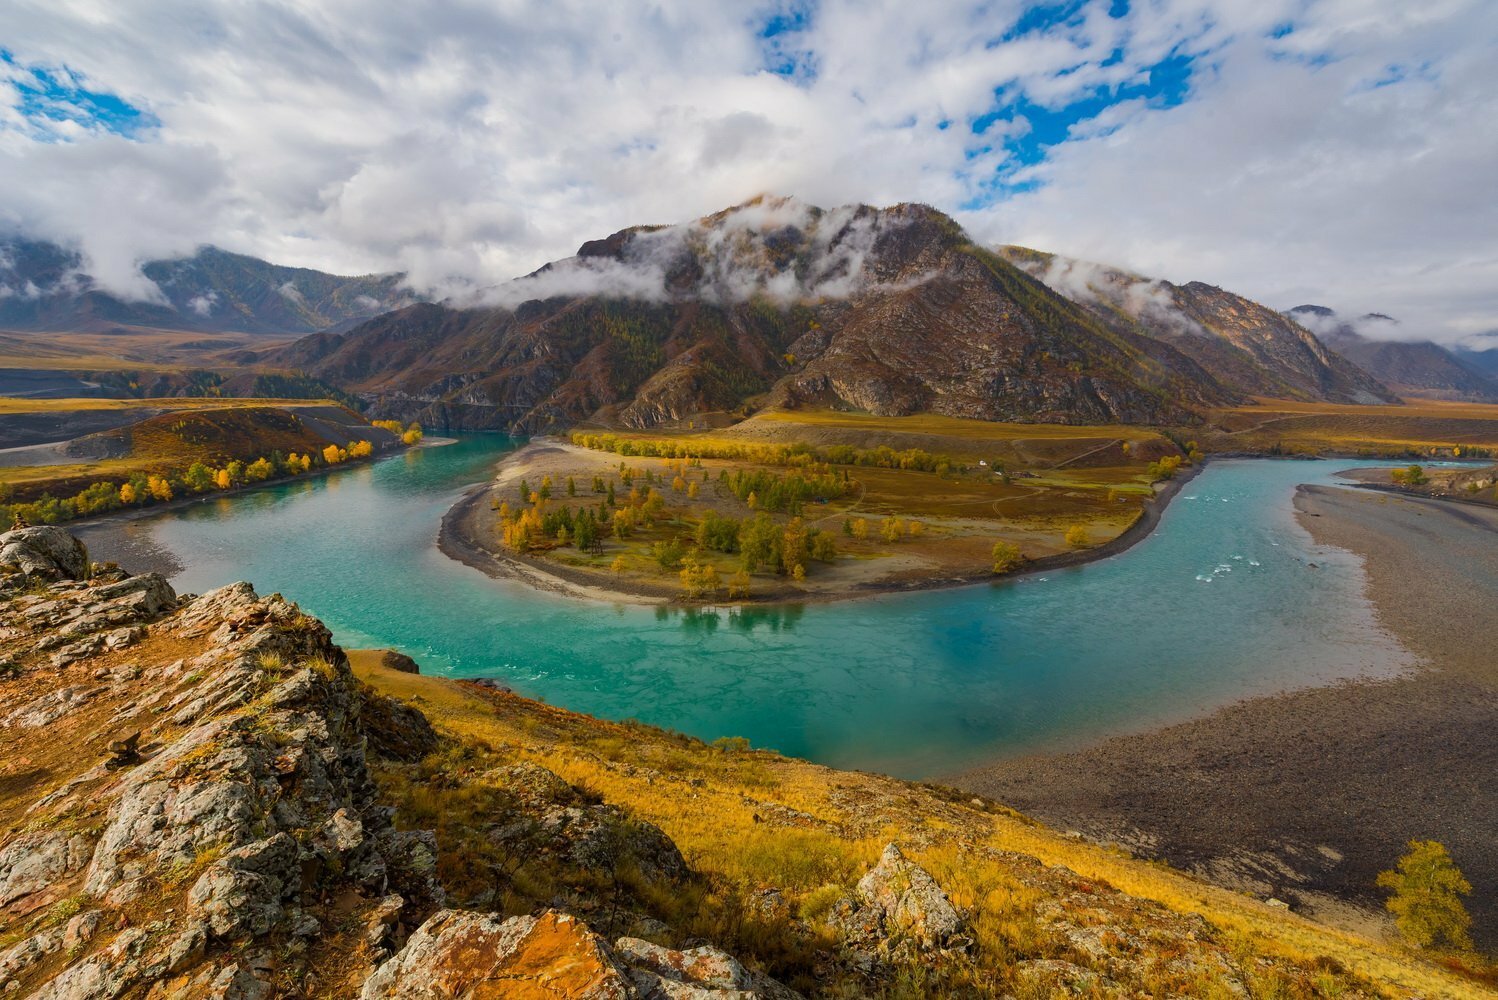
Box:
[2,50,155,140]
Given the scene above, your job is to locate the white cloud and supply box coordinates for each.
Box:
[188,290,218,316]
[0,1,1491,341]
[471,195,923,308]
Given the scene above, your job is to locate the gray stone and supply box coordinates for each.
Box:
[0,830,92,906]
[830,843,966,953]
[188,833,300,938]
[0,527,89,580]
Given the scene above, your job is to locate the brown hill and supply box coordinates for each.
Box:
[273,198,1241,432]
[998,248,1396,405]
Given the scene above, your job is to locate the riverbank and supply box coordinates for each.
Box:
[438,438,1205,606]
[67,440,440,578]
[955,483,1498,950]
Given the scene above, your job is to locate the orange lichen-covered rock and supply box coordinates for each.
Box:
[359,908,632,999]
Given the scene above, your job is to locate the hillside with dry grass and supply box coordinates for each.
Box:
[0,524,1490,998]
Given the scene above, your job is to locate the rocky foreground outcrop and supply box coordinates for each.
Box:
[0,528,1426,998]
[0,528,826,997]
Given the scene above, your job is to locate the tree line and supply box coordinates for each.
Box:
[1,423,421,528]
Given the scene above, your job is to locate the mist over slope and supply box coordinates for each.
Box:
[0,240,416,335]
[274,197,1267,432]
[997,247,1395,405]
[1288,305,1498,402]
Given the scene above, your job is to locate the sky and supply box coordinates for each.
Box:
[1,1,1494,343]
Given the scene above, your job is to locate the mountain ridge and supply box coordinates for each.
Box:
[995,247,1396,406]
[1287,304,1498,402]
[273,197,1345,433]
[0,240,417,335]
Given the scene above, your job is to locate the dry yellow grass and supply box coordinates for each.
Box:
[1202,399,1498,456]
[352,653,1495,999]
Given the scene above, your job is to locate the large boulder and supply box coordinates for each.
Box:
[0,526,89,580]
[359,909,633,999]
[829,843,967,959]
[379,649,421,674]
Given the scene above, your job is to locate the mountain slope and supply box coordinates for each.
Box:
[275,198,1237,432]
[1289,305,1498,402]
[998,248,1396,405]
[0,240,416,334]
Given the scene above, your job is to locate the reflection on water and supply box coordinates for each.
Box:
[131,437,1419,777]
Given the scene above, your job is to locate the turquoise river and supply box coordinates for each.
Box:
[83,435,1418,778]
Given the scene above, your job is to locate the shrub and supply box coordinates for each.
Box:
[992,541,1023,573]
[1376,840,1473,951]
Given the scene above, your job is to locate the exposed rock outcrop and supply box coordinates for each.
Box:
[0,524,90,580]
[0,545,443,997]
[360,908,802,1000]
[828,843,968,965]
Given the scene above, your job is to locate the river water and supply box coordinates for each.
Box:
[101,435,1414,777]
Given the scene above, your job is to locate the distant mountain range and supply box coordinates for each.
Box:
[10,199,1495,427]
[272,197,1405,432]
[1285,305,1498,402]
[0,240,416,335]
[996,248,1393,406]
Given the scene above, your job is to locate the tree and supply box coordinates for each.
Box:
[653,538,685,570]
[727,569,751,600]
[1065,524,1089,548]
[146,475,173,502]
[781,517,808,574]
[851,517,869,540]
[992,541,1023,573]
[184,463,215,494]
[880,517,904,543]
[1377,841,1474,951]
[738,513,781,573]
[610,556,626,574]
[118,482,138,505]
[686,481,700,499]
[567,476,577,497]
[791,563,806,582]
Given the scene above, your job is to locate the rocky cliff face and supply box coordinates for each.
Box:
[273,198,1236,432]
[999,247,1396,405]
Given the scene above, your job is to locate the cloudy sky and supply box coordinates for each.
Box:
[2,0,1494,342]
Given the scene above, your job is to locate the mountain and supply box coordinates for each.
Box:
[1455,343,1498,378]
[273,197,1258,432]
[996,248,1396,405]
[0,239,417,334]
[1287,305,1498,402]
